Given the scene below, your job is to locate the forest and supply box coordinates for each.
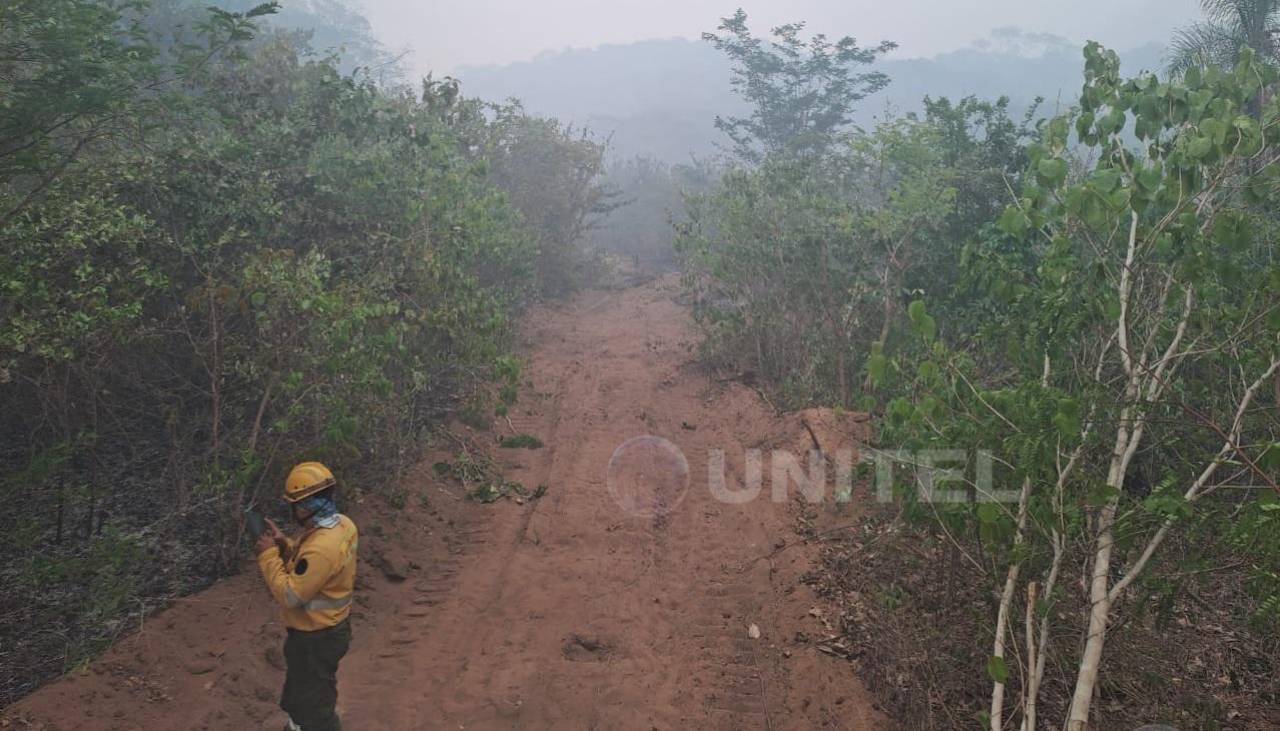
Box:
[675,5,1280,729]
[3,0,1280,729]
[0,0,612,704]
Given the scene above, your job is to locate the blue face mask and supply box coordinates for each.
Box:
[299,494,340,528]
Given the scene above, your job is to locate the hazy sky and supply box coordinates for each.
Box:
[356,0,1202,76]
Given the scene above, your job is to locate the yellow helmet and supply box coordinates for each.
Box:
[284,462,336,503]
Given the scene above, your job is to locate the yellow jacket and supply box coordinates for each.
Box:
[257,514,358,631]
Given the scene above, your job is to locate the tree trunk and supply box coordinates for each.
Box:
[1023,581,1039,731]
[1067,424,1131,729]
[837,349,848,406]
[990,476,1032,731]
[862,276,895,393]
[55,477,65,544]
[990,557,1021,731]
[208,282,222,458]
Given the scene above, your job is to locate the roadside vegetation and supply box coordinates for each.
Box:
[679,6,1280,729]
[6,0,1280,726]
[0,0,609,703]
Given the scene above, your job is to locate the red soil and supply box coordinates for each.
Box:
[3,280,887,730]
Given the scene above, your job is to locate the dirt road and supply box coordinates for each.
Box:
[4,280,886,730]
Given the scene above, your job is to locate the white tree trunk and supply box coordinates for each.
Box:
[990,541,1022,731]
[1069,220,1139,730]
[1023,581,1039,731]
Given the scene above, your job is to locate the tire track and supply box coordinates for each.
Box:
[4,280,889,731]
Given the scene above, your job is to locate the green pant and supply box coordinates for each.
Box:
[281,620,351,731]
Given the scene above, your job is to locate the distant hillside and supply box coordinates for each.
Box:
[457,29,1165,162]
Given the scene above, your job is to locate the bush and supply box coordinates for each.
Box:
[0,0,605,704]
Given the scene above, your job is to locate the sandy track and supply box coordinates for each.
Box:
[4,280,886,730]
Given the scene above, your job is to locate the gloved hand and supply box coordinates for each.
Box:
[255,518,288,557]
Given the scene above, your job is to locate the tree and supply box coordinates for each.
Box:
[703,9,896,162]
[146,0,402,81]
[676,91,1030,408]
[677,115,961,405]
[0,0,157,224]
[878,43,1280,730]
[479,101,617,295]
[0,0,606,701]
[1168,0,1280,75]
[0,0,279,226]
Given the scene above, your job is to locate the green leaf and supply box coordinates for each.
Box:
[887,397,914,422]
[1212,212,1251,252]
[919,314,937,342]
[1041,116,1070,152]
[918,360,939,382]
[1135,165,1162,192]
[908,300,927,324]
[1200,118,1227,146]
[1052,398,1080,437]
[1187,136,1213,160]
[1258,443,1280,472]
[977,503,1001,525]
[924,395,945,418]
[998,207,1030,236]
[1144,494,1186,519]
[1036,158,1069,187]
[1097,108,1126,135]
[987,655,1010,684]
[1076,111,1096,139]
[246,2,281,18]
[1087,483,1121,507]
[867,353,887,387]
[1091,168,1121,193]
[1104,297,1121,321]
[1268,307,1280,333]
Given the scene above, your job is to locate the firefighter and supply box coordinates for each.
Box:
[256,462,359,731]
